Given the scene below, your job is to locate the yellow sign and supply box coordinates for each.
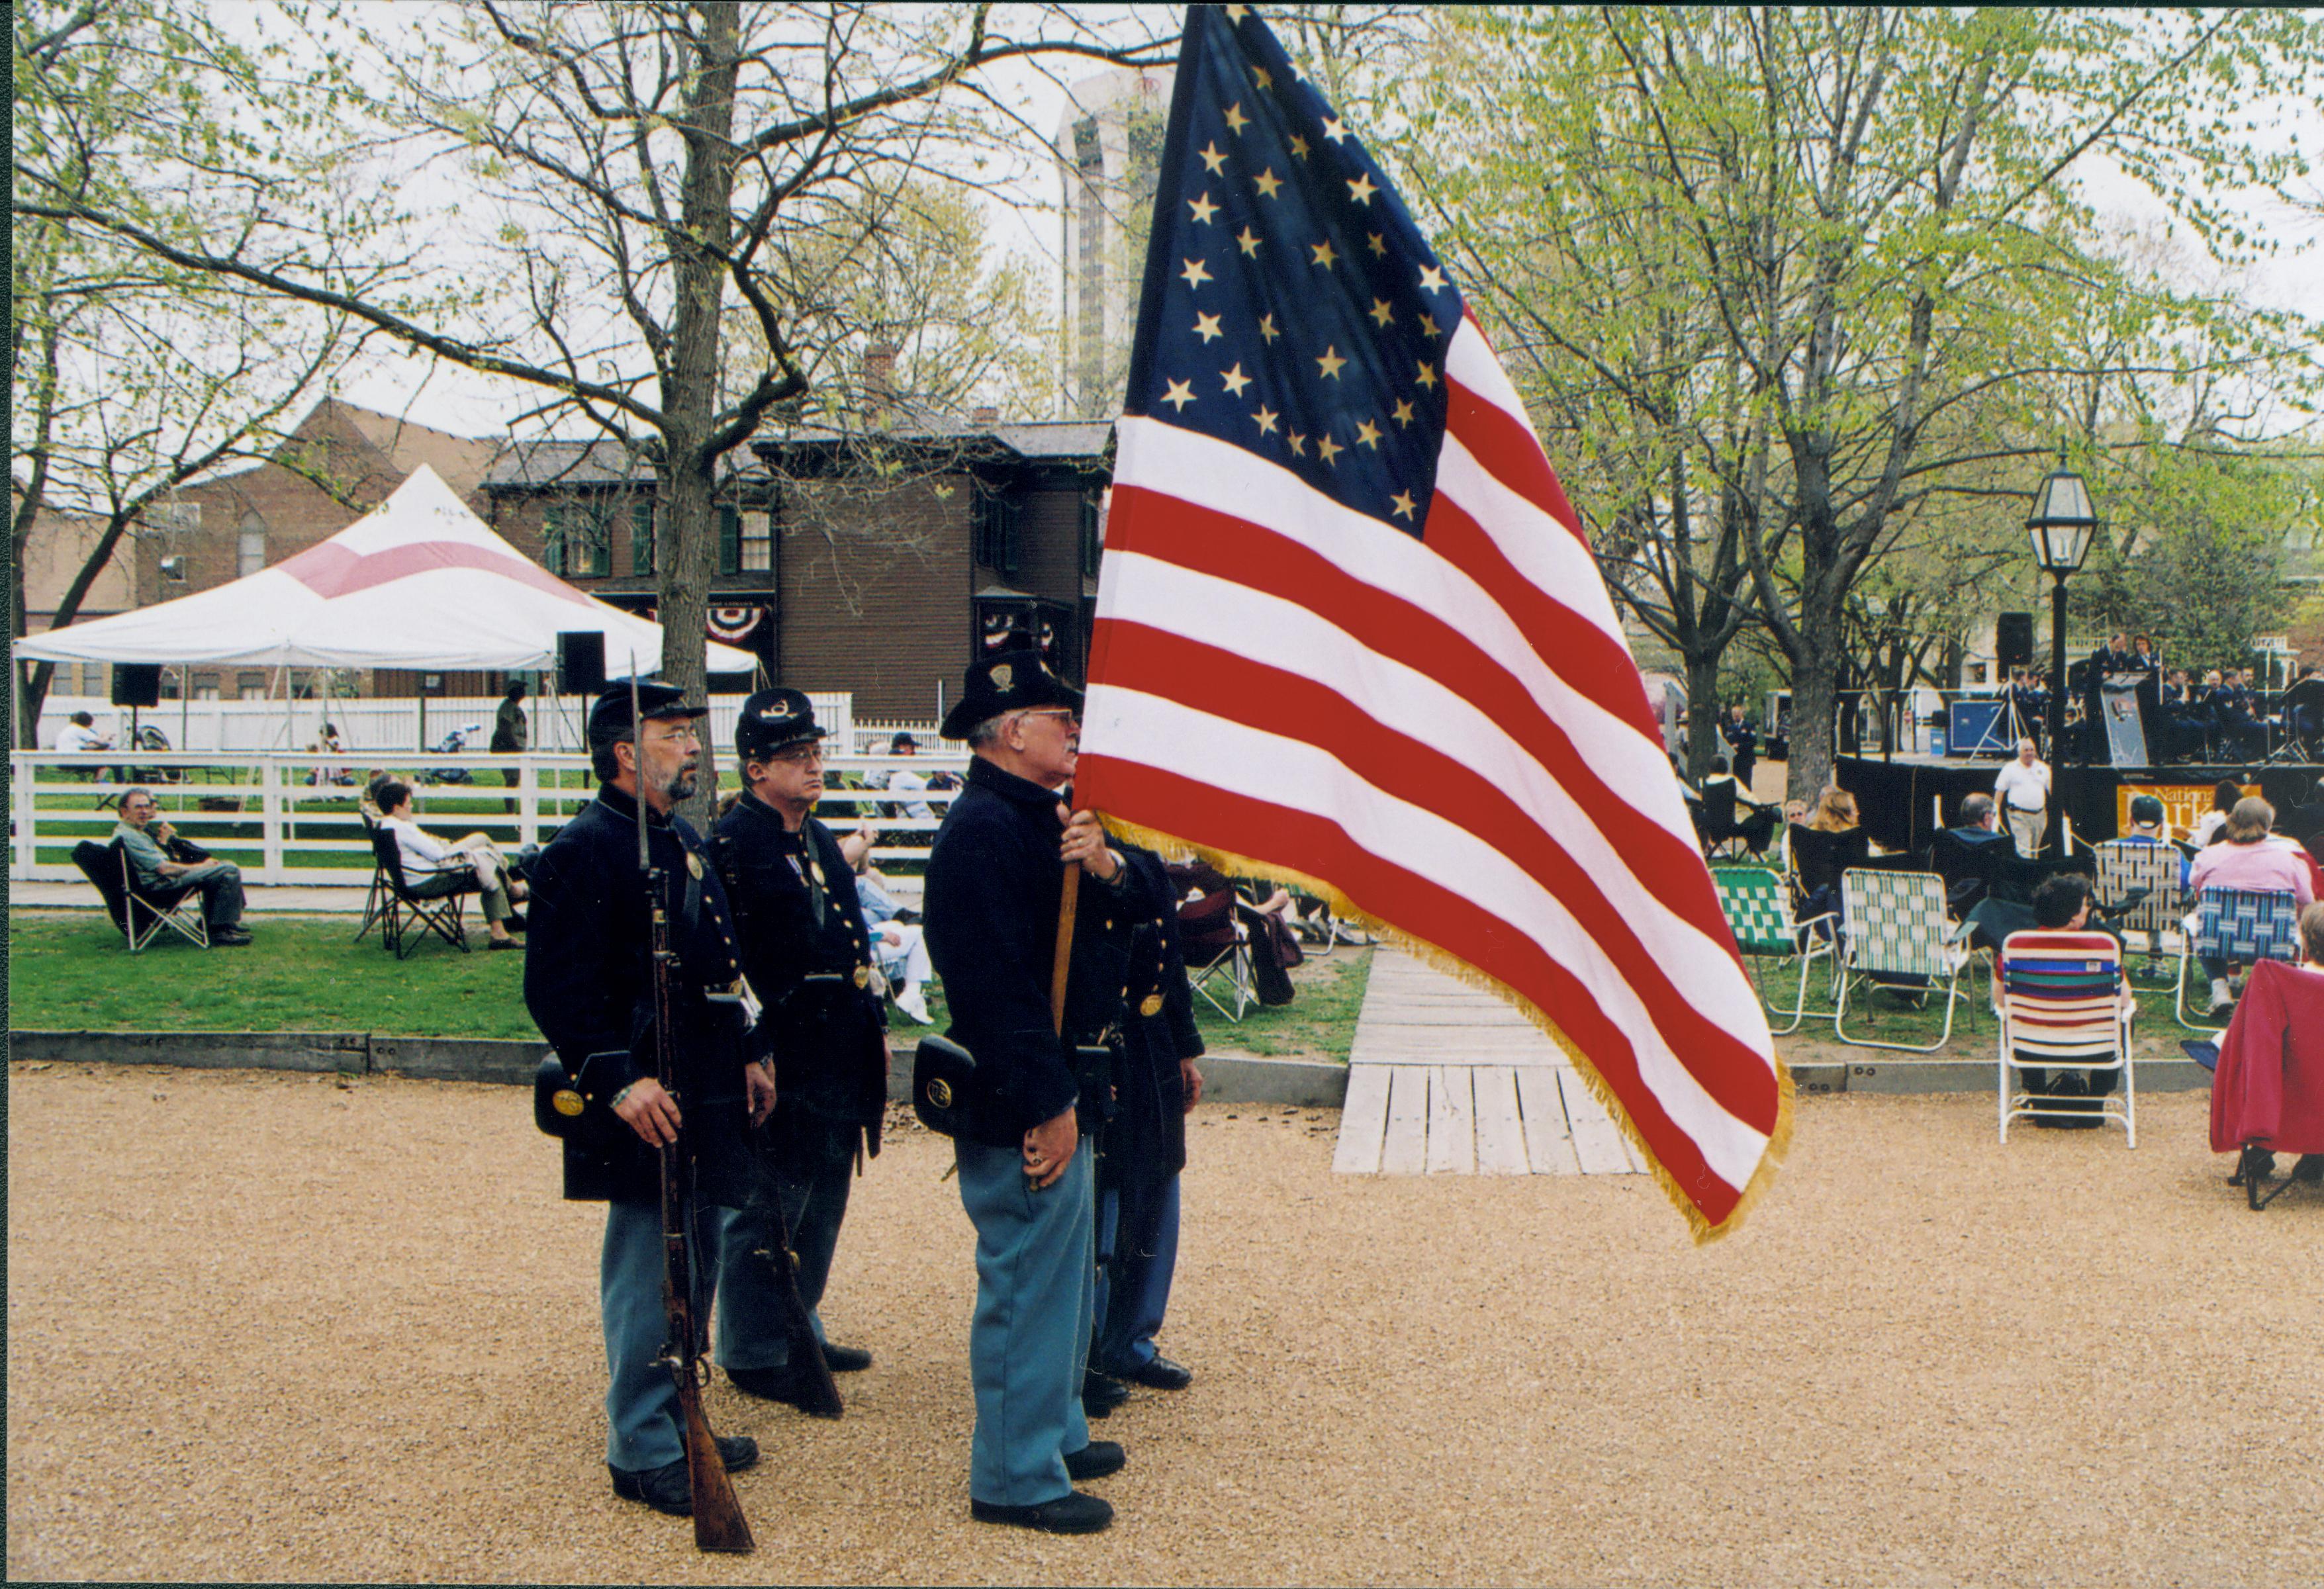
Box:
[2117,782,2257,837]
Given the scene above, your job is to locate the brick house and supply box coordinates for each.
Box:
[479,418,1112,719]
[128,397,500,700]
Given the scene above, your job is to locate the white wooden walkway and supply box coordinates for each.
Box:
[1333,950,1646,1177]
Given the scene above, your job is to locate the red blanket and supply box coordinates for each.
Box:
[2209,960,2324,1154]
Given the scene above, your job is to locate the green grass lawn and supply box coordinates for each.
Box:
[4,910,1371,1061]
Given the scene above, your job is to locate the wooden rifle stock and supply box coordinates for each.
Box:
[636,663,751,1552]
[749,1184,844,1420]
[649,868,753,1552]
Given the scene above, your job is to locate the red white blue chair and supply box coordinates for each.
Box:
[1994,931,2136,1146]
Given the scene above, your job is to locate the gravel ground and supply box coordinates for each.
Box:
[8,1061,2320,1586]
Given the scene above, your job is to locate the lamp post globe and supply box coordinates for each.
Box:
[2026,451,2102,844]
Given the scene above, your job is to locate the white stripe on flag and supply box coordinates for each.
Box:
[1082,682,1775,1191]
[1095,547,1765,1044]
[1113,416,1688,844]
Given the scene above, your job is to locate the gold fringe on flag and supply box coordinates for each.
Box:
[1096,811,1794,1246]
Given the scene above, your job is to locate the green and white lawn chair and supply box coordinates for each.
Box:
[1835,868,1973,1052]
[1713,866,1837,1035]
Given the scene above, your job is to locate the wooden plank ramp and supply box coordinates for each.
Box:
[1336,950,1641,1177]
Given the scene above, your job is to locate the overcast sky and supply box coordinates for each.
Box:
[326,7,2324,442]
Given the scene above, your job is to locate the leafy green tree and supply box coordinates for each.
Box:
[9,1,390,745]
[1406,7,2324,799]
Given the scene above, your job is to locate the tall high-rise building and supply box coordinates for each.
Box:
[1054,68,1175,420]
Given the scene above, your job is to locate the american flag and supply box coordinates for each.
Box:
[1074,4,1788,1239]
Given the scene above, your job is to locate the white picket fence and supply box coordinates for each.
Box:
[33,691,857,758]
[10,748,967,887]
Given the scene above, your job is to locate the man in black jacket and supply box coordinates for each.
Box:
[1090,848,1205,1401]
[710,688,888,1405]
[923,649,1172,1536]
[522,680,777,1519]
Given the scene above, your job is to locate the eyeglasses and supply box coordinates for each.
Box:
[1018,708,1080,728]
[768,744,825,765]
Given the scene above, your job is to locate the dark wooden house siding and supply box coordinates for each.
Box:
[776,473,972,719]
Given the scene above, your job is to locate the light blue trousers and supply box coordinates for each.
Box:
[955,1137,1095,1506]
[600,1197,776,1472]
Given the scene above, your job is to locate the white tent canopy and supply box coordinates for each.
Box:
[17,465,755,676]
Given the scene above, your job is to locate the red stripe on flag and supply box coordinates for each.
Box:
[1089,619,1776,1131]
[1075,752,1746,1227]
[1420,490,1663,745]
[1443,375,1585,540]
[1103,485,1724,945]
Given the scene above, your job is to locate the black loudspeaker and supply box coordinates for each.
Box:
[1996,612,2035,672]
[111,664,162,708]
[557,631,606,695]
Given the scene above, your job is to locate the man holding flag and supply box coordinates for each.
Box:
[1076,3,1786,1240]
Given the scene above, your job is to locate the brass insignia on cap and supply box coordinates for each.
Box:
[1139,993,1164,1019]
[553,1089,586,1117]
[927,1078,953,1109]
[991,662,1014,691]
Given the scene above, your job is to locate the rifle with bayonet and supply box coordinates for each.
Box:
[635,670,753,1555]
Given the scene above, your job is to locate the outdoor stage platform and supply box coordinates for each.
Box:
[1835,751,2324,858]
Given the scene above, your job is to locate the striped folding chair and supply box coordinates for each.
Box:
[1712,866,1837,1035]
[2094,840,2181,974]
[1835,868,1971,1052]
[1994,931,2135,1146]
[2175,885,2303,1034]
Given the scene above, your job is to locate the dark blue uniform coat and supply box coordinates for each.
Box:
[711,794,888,1148]
[923,757,1170,1148]
[523,786,757,1206]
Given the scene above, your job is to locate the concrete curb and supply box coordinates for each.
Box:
[6,1030,1358,1108]
[9,1030,2212,1103]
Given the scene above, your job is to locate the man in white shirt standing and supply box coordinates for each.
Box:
[1994,737,2052,859]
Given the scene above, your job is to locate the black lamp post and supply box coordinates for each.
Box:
[2026,451,2100,837]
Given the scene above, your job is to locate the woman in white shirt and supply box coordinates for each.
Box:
[375,778,523,948]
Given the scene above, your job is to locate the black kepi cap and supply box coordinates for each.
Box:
[736,687,825,761]
[939,647,1084,741]
[587,677,708,744]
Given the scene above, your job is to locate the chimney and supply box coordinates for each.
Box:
[970,404,1000,427]
[862,343,898,410]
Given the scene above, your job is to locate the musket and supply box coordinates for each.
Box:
[635,668,753,1553]
[740,967,845,1420]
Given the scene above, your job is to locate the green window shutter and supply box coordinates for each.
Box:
[718,506,741,576]
[631,502,655,575]
[542,504,567,576]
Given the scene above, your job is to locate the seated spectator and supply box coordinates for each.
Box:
[307,722,351,787]
[1790,788,1867,927]
[2188,796,2315,1015]
[373,778,524,949]
[2114,794,2188,968]
[847,848,933,1022]
[885,731,935,822]
[2007,872,2137,1127]
[1700,754,1778,856]
[2183,903,2324,1184]
[1166,857,1303,1005]
[2190,779,2241,848]
[111,786,252,946]
[56,711,115,782]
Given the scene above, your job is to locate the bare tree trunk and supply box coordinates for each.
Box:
[659,1,743,831]
[1684,654,1722,781]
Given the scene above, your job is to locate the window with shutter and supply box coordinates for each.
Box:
[542,504,568,575]
[631,502,655,575]
[718,506,741,575]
